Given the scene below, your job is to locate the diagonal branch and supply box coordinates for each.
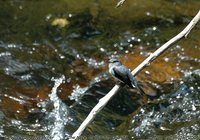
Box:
[70,10,200,140]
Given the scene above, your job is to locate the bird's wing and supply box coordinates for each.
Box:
[127,71,137,88]
[113,66,132,86]
[127,72,146,95]
[113,66,146,94]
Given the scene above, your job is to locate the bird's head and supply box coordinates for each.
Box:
[109,58,121,64]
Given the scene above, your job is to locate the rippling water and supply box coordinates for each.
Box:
[130,70,200,139]
[47,76,68,140]
[0,0,200,139]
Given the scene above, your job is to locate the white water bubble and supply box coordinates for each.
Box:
[125,50,129,53]
[0,52,11,57]
[131,36,135,40]
[152,26,157,31]
[59,55,65,59]
[192,105,196,111]
[189,87,194,91]
[164,57,169,62]
[145,71,150,75]
[146,12,151,16]
[129,44,133,47]
[137,38,141,42]
[68,14,73,18]
[100,48,105,52]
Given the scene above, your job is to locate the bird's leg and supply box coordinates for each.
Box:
[115,80,126,87]
[116,80,122,85]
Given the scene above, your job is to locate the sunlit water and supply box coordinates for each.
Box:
[0,0,200,140]
[130,70,200,139]
[46,76,69,140]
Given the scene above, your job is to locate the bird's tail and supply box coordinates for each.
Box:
[137,85,146,95]
[131,82,146,95]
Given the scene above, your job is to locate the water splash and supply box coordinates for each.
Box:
[0,111,4,138]
[47,75,69,140]
[69,85,88,102]
[129,70,200,138]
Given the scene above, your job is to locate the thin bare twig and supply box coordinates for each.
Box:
[70,10,200,140]
[116,0,127,8]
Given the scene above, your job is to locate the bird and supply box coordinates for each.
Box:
[108,58,145,95]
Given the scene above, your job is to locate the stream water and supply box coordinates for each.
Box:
[0,0,200,140]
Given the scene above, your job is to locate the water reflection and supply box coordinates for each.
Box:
[0,0,199,139]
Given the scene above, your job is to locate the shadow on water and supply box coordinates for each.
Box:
[0,0,200,139]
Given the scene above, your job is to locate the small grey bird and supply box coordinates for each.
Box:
[109,58,145,95]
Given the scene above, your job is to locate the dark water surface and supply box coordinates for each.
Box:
[0,0,200,139]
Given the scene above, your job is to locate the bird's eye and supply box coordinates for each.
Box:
[109,59,118,63]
